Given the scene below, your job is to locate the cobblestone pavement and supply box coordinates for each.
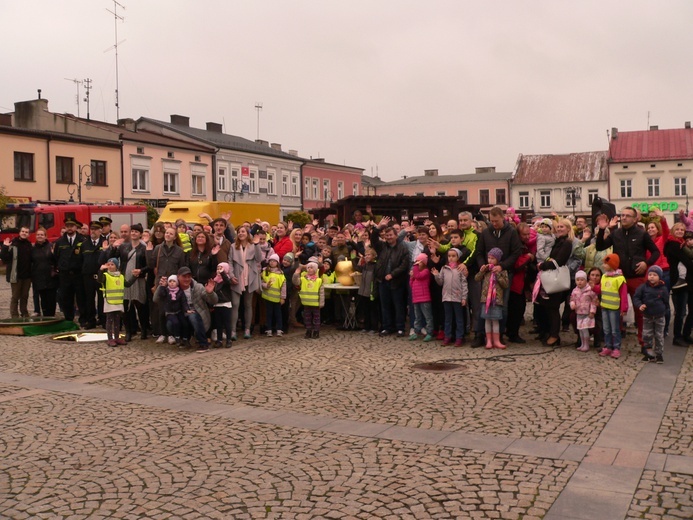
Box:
[653,347,693,457]
[0,282,691,518]
[626,470,693,519]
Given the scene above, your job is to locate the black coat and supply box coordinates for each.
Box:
[596,224,660,279]
[1,236,33,281]
[31,241,57,291]
[476,222,522,274]
[53,233,85,274]
[370,228,410,288]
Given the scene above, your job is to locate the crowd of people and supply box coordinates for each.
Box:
[1,204,692,361]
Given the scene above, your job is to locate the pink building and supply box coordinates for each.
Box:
[302,158,364,212]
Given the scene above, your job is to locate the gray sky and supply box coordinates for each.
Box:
[2,1,692,181]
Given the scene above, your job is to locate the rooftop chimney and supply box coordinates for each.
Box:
[206,122,223,133]
[475,166,496,174]
[170,114,190,127]
[288,149,298,156]
[686,122,691,129]
[117,118,137,131]
[313,158,325,163]
[255,139,269,146]
[424,169,438,177]
[611,127,618,139]
[650,125,659,131]
[270,143,282,151]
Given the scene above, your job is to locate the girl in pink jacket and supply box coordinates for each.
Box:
[570,270,598,352]
[409,253,434,342]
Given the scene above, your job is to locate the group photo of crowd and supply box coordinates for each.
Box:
[2,203,692,362]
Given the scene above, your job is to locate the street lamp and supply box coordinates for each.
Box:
[67,164,93,203]
[224,178,245,202]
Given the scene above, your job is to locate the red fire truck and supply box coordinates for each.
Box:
[0,202,148,243]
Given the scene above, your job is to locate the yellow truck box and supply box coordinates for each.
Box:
[158,201,280,228]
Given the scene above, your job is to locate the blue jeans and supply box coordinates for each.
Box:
[413,302,433,334]
[265,300,282,332]
[601,308,621,349]
[443,301,465,340]
[379,280,407,333]
[185,312,209,346]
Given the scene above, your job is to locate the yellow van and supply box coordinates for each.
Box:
[158,201,280,227]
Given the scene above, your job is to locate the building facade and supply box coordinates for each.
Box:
[510,151,609,217]
[302,158,364,212]
[608,125,693,217]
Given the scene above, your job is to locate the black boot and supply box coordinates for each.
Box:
[312,330,319,339]
[305,330,312,339]
[124,329,132,342]
[141,327,148,341]
[470,333,485,348]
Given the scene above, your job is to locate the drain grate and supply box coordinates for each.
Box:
[411,362,465,373]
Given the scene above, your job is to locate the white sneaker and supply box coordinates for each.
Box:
[211,330,217,341]
[266,330,273,337]
[156,335,166,344]
[168,336,176,345]
[409,327,415,336]
[276,330,283,337]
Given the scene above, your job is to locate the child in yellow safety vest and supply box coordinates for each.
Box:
[292,261,325,339]
[99,257,137,348]
[599,253,629,359]
[261,254,287,337]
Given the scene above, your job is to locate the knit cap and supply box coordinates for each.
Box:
[540,218,554,228]
[167,274,178,284]
[415,253,428,265]
[603,253,620,271]
[448,248,463,259]
[108,257,120,269]
[488,248,503,261]
[575,270,587,280]
[306,262,318,272]
[268,254,280,265]
[647,265,663,279]
[283,252,295,263]
[323,258,332,266]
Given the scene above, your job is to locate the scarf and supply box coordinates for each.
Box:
[168,286,180,301]
[486,270,497,313]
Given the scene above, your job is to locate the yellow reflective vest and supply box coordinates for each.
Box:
[101,272,125,305]
[600,272,626,311]
[299,274,322,307]
[178,232,192,253]
[261,270,286,303]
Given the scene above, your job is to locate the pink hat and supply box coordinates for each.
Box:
[415,253,428,265]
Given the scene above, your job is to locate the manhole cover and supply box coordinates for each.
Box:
[411,362,466,373]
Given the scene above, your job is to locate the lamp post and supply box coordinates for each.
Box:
[67,164,93,203]
[224,178,245,202]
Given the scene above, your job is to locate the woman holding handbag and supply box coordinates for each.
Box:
[538,219,574,346]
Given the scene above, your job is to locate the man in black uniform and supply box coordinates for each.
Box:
[99,216,113,241]
[53,217,86,324]
[81,221,107,329]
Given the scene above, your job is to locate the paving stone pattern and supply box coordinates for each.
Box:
[626,470,693,520]
[653,347,693,457]
[0,392,577,519]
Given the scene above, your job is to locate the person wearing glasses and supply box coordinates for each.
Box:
[595,207,660,348]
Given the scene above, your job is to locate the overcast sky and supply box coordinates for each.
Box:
[2,1,692,181]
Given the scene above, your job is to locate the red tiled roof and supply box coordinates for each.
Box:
[609,128,693,162]
[512,151,608,184]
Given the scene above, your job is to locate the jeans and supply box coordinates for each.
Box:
[214,306,233,342]
[602,308,622,349]
[379,280,407,333]
[185,312,209,346]
[413,302,433,334]
[166,313,185,338]
[443,301,465,340]
[642,314,665,355]
[265,301,282,332]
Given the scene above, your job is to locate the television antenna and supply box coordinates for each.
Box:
[105,0,125,121]
[64,78,82,117]
[83,78,93,120]
[255,102,263,140]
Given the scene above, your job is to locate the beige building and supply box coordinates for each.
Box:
[373,167,511,207]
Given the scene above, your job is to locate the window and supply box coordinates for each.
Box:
[565,190,575,207]
[352,183,359,196]
[588,190,599,205]
[647,178,660,197]
[249,168,257,193]
[312,179,319,200]
[479,189,490,205]
[323,179,331,200]
[163,171,178,194]
[436,191,446,196]
[132,168,148,192]
[231,164,241,183]
[495,189,506,205]
[167,151,174,159]
[267,171,275,195]
[137,147,144,154]
[56,156,73,184]
[675,177,687,196]
[518,191,529,209]
[415,192,424,196]
[192,174,205,196]
[304,178,311,199]
[540,190,551,208]
[217,167,228,192]
[291,174,299,196]
[283,173,289,196]
[337,181,344,200]
[90,160,107,186]
[620,179,632,198]
[194,155,201,162]
[14,152,34,181]
[458,190,468,205]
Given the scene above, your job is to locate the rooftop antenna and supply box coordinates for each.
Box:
[105,0,125,121]
[255,102,263,140]
[83,78,93,120]
[647,110,650,129]
[64,78,82,117]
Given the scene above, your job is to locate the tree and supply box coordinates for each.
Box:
[285,211,311,228]
[135,200,160,228]
[0,186,13,210]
